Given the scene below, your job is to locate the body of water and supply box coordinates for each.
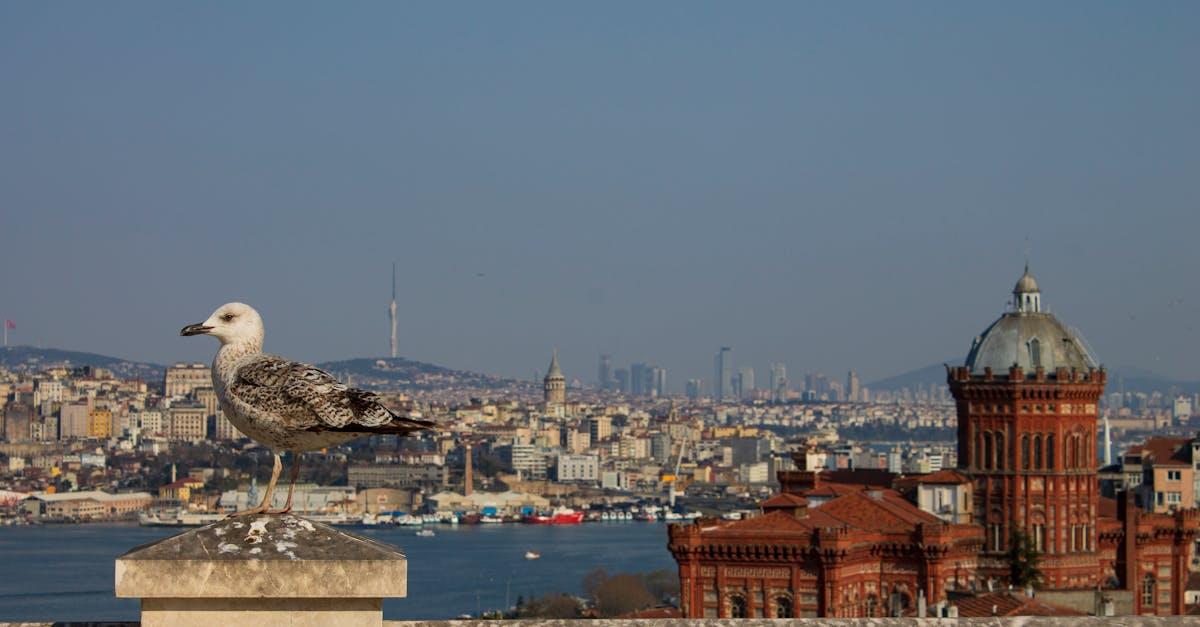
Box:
[0,521,677,622]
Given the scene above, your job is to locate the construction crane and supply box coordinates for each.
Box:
[667,427,690,508]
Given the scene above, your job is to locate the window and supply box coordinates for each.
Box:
[1033,435,1043,469]
[1047,434,1055,469]
[983,432,993,470]
[865,595,877,618]
[728,595,747,619]
[1029,338,1042,367]
[774,596,793,619]
[996,432,1005,470]
[1142,575,1156,607]
[1168,470,1182,481]
[1167,492,1182,505]
[1022,435,1031,470]
[1033,524,1045,552]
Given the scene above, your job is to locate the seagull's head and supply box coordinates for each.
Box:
[181,302,264,346]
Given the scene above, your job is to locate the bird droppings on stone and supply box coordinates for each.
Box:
[249,547,262,555]
[218,542,240,554]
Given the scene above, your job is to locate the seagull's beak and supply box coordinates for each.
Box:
[180,323,214,337]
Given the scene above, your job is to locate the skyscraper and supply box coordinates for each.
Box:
[714,347,733,401]
[630,362,650,397]
[651,367,667,398]
[685,379,702,401]
[737,367,755,400]
[846,370,860,402]
[388,262,398,359]
[597,354,613,391]
[769,363,788,403]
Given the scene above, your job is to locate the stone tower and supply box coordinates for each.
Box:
[543,349,566,405]
[948,266,1106,589]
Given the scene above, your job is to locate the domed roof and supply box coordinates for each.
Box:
[965,312,1096,374]
[1013,265,1040,293]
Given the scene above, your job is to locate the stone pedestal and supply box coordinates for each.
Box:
[115,514,406,627]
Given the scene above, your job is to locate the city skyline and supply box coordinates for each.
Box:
[2,3,1198,383]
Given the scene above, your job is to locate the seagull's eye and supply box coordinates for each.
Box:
[221,313,235,322]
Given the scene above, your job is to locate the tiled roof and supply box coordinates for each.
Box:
[913,469,972,484]
[816,489,942,533]
[1142,437,1192,467]
[761,493,809,508]
[953,593,1086,617]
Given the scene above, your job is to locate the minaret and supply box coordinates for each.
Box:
[543,349,566,405]
[388,262,398,359]
[1104,413,1113,466]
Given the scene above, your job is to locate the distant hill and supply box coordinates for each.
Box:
[0,345,165,381]
[314,357,535,392]
[869,360,1200,396]
[0,347,532,394]
[868,362,954,392]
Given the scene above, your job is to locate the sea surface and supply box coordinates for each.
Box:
[0,521,676,622]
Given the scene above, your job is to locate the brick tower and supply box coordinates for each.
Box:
[948,266,1107,589]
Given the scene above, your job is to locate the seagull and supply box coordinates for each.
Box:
[181,303,433,516]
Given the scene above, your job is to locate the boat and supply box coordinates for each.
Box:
[480,515,504,524]
[549,507,583,524]
[139,511,224,527]
[524,551,541,560]
[415,528,436,537]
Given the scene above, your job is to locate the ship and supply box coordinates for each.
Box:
[523,507,583,525]
[139,511,224,527]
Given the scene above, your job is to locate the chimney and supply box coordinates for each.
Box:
[463,443,473,497]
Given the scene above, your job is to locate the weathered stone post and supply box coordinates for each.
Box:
[115,514,407,627]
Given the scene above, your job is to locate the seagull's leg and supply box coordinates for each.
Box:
[231,453,282,517]
[268,456,301,515]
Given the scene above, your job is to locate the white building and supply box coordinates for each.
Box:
[556,454,599,483]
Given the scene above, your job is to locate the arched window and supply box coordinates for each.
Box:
[728,595,747,619]
[1067,435,1077,469]
[1084,433,1092,467]
[865,595,877,618]
[1022,435,1031,470]
[774,596,792,619]
[975,431,983,469]
[995,432,1005,469]
[983,432,994,470]
[1033,435,1043,469]
[889,589,910,617]
[1046,434,1055,469]
[1029,338,1042,368]
[1142,575,1156,608]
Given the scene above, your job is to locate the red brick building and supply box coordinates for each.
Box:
[669,268,1200,617]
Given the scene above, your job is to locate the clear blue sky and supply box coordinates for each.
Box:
[1,2,1197,385]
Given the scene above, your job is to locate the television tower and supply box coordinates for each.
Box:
[388,262,398,359]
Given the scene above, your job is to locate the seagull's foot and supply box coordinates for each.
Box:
[264,506,292,515]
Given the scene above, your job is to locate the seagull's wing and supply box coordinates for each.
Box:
[231,354,433,434]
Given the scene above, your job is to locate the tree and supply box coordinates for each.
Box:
[1007,530,1043,588]
[593,573,657,617]
[640,569,679,602]
[521,593,580,619]
[582,567,609,597]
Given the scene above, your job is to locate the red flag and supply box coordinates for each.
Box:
[4,320,13,330]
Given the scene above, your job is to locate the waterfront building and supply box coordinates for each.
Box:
[670,267,1200,617]
[347,463,446,489]
[555,453,599,483]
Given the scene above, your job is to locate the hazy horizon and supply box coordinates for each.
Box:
[2,3,1198,387]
